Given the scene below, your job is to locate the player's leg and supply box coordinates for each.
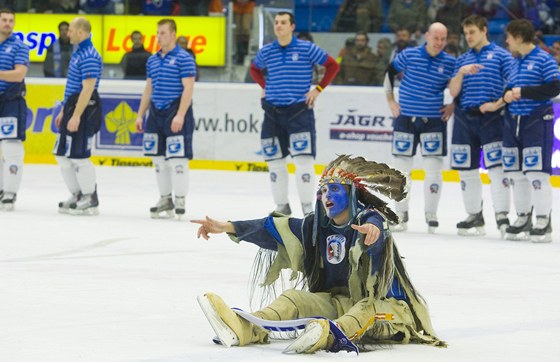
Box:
[0,140,24,210]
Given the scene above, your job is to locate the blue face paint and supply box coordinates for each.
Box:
[321,183,349,219]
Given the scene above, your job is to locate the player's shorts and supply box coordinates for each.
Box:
[0,82,28,142]
[391,115,447,157]
[450,107,505,170]
[260,100,316,161]
[53,90,102,159]
[142,98,194,159]
[502,104,553,174]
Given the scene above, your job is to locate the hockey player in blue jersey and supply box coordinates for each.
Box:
[192,155,445,353]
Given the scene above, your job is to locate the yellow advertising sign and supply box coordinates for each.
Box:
[102,15,225,66]
[14,14,103,62]
[13,14,225,66]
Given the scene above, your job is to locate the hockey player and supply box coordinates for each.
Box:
[53,17,102,215]
[0,9,29,211]
[384,22,456,233]
[135,19,196,219]
[250,11,339,216]
[502,19,560,243]
[448,15,513,237]
[192,155,445,353]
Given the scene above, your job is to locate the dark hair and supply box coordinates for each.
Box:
[131,30,142,38]
[157,18,177,33]
[0,8,14,16]
[355,31,369,43]
[58,21,69,30]
[506,19,535,43]
[297,31,313,42]
[276,11,295,25]
[462,15,487,31]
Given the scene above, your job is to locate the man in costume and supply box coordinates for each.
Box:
[192,155,445,353]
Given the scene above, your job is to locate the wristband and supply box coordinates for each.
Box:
[316,85,323,92]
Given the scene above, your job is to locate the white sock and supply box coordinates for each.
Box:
[267,158,289,206]
[0,144,4,191]
[525,172,552,216]
[423,156,443,214]
[152,156,172,196]
[509,171,532,214]
[56,155,80,194]
[72,158,96,195]
[1,140,24,194]
[169,158,189,197]
[487,167,510,214]
[391,156,413,213]
[293,155,316,207]
[459,169,482,214]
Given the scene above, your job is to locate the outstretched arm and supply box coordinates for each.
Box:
[350,223,381,246]
[191,216,235,240]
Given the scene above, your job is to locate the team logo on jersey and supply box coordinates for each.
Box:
[169,57,176,65]
[143,133,158,154]
[451,144,470,167]
[483,141,502,167]
[262,137,280,158]
[166,135,185,157]
[527,62,535,71]
[487,52,494,60]
[438,66,444,74]
[326,234,346,265]
[290,132,311,155]
[4,46,11,53]
[523,147,542,170]
[421,133,442,154]
[392,131,413,155]
[292,53,299,61]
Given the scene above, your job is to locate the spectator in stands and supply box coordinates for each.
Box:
[233,0,255,65]
[435,0,470,35]
[332,0,383,32]
[80,0,122,14]
[120,31,151,80]
[297,32,324,84]
[142,0,173,15]
[469,0,499,19]
[334,31,380,86]
[427,0,444,23]
[376,37,392,65]
[0,0,28,11]
[43,0,80,13]
[551,40,560,64]
[177,35,199,81]
[178,0,210,15]
[389,27,417,62]
[387,0,427,38]
[44,21,72,78]
[447,31,466,55]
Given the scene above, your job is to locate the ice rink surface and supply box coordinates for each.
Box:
[1,164,559,362]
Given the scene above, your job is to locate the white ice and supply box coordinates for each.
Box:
[1,164,559,362]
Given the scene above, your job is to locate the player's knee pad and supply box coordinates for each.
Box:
[392,155,413,175]
[168,157,189,173]
[0,140,24,162]
[423,156,443,179]
[152,156,170,172]
[267,158,287,172]
[55,155,74,169]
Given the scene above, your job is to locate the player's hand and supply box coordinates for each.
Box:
[460,64,484,75]
[305,88,320,107]
[171,115,185,133]
[512,87,522,100]
[66,115,80,132]
[440,103,454,122]
[388,100,400,117]
[503,90,515,103]
[191,216,233,240]
[479,101,498,114]
[54,112,63,129]
[351,223,381,246]
[135,116,144,133]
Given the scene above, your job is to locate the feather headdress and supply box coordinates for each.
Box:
[318,154,408,224]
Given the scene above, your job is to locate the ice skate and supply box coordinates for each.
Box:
[69,191,99,216]
[274,203,291,216]
[58,192,82,214]
[150,194,174,219]
[495,212,510,239]
[174,196,185,219]
[530,214,552,243]
[0,192,16,211]
[197,294,240,347]
[456,211,485,236]
[284,319,330,354]
[389,211,408,232]
[425,212,439,234]
[505,211,532,241]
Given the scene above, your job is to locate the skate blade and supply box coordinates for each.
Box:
[283,321,324,354]
[69,207,99,216]
[457,227,486,237]
[196,295,239,348]
[531,234,552,243]
[499,225,508,239]
[58,208,70,214]
[428,226,437,234]
[506,231,530,241]
[150,210,175,219]
[1,203,14,211]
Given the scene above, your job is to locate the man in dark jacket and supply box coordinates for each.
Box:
[43,21,72,78]
[120,31,151,80]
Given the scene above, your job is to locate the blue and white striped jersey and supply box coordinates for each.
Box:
[63,37,102,103]
[508,46,560,116]
[0,34,29,92]
[253,36,327,106]
[392,44,456,118]
[147,44,196,110]
[454,42,514,109]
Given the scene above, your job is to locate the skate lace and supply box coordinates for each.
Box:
[511,215,529,227]
[157,197,172,208]
[534,216,550,230]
